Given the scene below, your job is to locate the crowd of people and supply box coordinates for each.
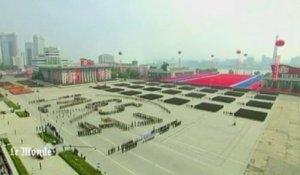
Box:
[69,110,94,123]
[38,104,51,113]
[28,98,45,104]
[103,117,131,131]
[86,98,122,110]
[0,147,12,175]
[44,123,64,144]
[96,94,171,114]
[58,98,92,109]
[99,122,114,129]
[98,102,142,115]
[132,112,163,127]
[107,119,182,156]
[77,122,101,136]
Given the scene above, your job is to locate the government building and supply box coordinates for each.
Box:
[38,65,111,85]
[262,64,300,90]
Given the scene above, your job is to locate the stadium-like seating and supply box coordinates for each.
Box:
[184,74,251,87]
[232,75,262,89]
[160,72,217,83]
[161,72,263,90]
[247,81,261,90]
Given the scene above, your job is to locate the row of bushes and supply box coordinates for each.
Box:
[4,100,21,110]
[0,138,29,175]
[15,111,30,118]
[59,150,102,175]
[38,132,61,145]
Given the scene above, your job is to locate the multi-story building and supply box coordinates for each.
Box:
[98,54,114,64]
[263,64,300,90]
[244,57,255,68]
[33,35,45,59]
[0,33,18,65]
[12,53,25,69]
[32,47,60,67]
[32,56,47,68]
[39,65,111,85]
[25,42,33,66]
[261,56,272,68]
[44,47,60,64]
[290,56,300,66]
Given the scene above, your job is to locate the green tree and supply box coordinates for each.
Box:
[0,64,18,70]
[32,70,44,80]
[161,62,169,71]
[126,69,139,79]
[111,67,119,79]
[254,71,260,75]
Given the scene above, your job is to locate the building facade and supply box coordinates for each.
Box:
[25,42,33,66]
[33,35,45,59]
[0,33,18,65]
[39,66,111,85]
[32,56,47,67]
[12,54,25,69]
[290,56,300,66]
[44,47,60,64]
[98,54,114,64]
[263,64,300,89]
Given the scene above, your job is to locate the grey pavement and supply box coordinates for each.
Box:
[0,79,281,175]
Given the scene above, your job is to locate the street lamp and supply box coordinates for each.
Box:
[36,89,45,144]
[118,51,122,78]
[236,50,241,74]
[178,50,182,67]
[243,53,248,74]
[210,54,214,70]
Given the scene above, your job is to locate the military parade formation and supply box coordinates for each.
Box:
[26,91,181,161]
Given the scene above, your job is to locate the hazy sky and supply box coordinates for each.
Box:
[1,0,300,63]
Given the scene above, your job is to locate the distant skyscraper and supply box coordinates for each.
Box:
[261,55,272,68]
[44,47,60,64]
[98,54,114,64]
[244,57,255,68]
[12,53,25,69]
[132,60,138,65]
[25,42,33,66]
[0,33,19,65]
[33,35,45,59]
[290,56,300,66]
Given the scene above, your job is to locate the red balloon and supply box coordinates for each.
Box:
[275,40,285,47]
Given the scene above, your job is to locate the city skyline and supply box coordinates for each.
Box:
[1,0,300,63]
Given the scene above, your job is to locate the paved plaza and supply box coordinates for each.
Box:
[1,78,299,175]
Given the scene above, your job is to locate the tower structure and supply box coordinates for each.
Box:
[271,35,285,83]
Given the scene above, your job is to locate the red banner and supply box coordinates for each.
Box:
[80,58,94,66]
[271,64,300,75]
